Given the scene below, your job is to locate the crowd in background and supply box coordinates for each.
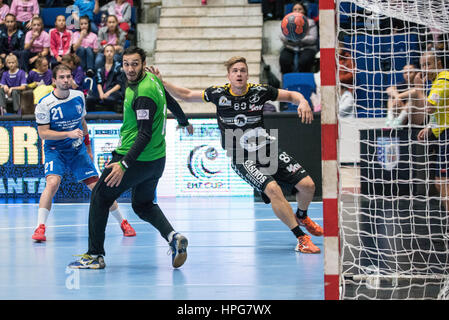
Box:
[0,0,135,115]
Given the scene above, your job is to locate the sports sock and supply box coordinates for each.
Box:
[37,208,50,227]
[291,225,305,238]
[167,231,176,243]
[110,208,124,223]
[397,109,408,124]
[296,208,308,219]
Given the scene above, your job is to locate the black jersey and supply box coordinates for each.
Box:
[203,83,279,155]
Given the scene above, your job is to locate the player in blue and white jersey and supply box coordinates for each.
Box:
[31,64,136,242]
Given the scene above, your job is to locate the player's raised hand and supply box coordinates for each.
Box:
[146,66,162,80]
[67,128,84,139]
[297,102,313,124]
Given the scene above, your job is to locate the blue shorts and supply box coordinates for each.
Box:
[44,144,98,182]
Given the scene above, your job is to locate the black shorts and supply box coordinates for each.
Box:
[231,148,309,203]
[432,128,449,178]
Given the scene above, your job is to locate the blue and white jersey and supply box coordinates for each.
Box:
[35,90,87,151]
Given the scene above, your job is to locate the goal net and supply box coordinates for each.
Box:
[336,0,449,299]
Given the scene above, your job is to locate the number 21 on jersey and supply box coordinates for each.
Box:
[51,107,64,120]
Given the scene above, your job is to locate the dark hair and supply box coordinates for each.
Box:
[5,13,16,21]
[55,14,65,23]
[123,46,146,63]
[52,63,72,79]
[293,1,308,15]
[106,15,120,43]
[79,15,92,34]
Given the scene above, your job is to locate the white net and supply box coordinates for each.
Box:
[336,0,449,299]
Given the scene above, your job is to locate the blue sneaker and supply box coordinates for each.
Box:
[68,254,106,269]
[168,233,188,268]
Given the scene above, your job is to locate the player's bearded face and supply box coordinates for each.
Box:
[55,71,72,90]
[227,62,248,90]
[123,54,145,82]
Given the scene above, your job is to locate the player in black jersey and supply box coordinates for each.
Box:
[149,56,322,253]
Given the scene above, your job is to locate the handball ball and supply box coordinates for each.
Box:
[281,12,309,42]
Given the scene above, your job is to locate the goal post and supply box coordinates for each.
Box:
[319,0,340,300]
[323,0,449,299]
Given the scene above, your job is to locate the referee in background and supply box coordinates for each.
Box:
[69,46,189,269]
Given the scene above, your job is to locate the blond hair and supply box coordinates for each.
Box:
[224,56,248,73]
[5,53,18,66]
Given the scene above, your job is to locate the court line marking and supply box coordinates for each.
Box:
[0,217,323,231]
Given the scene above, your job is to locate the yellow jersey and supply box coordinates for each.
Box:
[428,71,449,138]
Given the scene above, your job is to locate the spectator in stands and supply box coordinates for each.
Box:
[0,14,27,70]
[100,0,131,33]
[61,53,85,90]
[25,56,52,113]
[86,44,124,112]
[71,0,100,33]
[0,53,27,115]
[338,42,355,117]
[262,0,286,21]
[27,56,52,88]
[73,15,99,78]
[417,51,449,212]
[95,15,125,69]
[385,64,427,127]
[279,2,318,74]
[24,16,50,72]
[0,0,9,26]
[0,57,5,82]
[9,0,40,30]
[49,15,73,68]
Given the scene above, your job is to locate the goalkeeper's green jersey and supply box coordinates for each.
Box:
[115,72,167,163]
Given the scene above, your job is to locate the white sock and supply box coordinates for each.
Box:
[109,208,124,223]
[387,109,394,121]
[397,109,408,123]
[37,208,50,227]
[167,231,176,243]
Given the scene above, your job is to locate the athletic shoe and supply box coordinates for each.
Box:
[297,216,324,236]
[32,224,46,242]
[295,235,321,253]
[168,233,188,268]
[121,219,136,237]
[68,254,106,269]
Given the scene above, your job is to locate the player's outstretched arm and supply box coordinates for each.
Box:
[162,81,204,103]
[146,65,203,103]
[276,89,313,124]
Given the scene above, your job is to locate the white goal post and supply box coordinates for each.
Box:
[321,0,449,300]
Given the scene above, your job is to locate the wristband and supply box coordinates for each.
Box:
[119,160,128,171]
[83,133,90,146]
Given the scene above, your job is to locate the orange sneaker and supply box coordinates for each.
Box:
[121,219,136,237]
[297,216,323,236]
[32,224,46,242]
[295,235,320,253]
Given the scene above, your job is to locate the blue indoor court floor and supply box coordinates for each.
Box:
[0,197,324,300]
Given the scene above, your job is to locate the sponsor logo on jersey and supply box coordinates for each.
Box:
[430,93,440,104]
[234,114,248,127]
[136,109,149,120]
[249,94,260,104]
[218,96,231,107]
[243,159,267,185]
